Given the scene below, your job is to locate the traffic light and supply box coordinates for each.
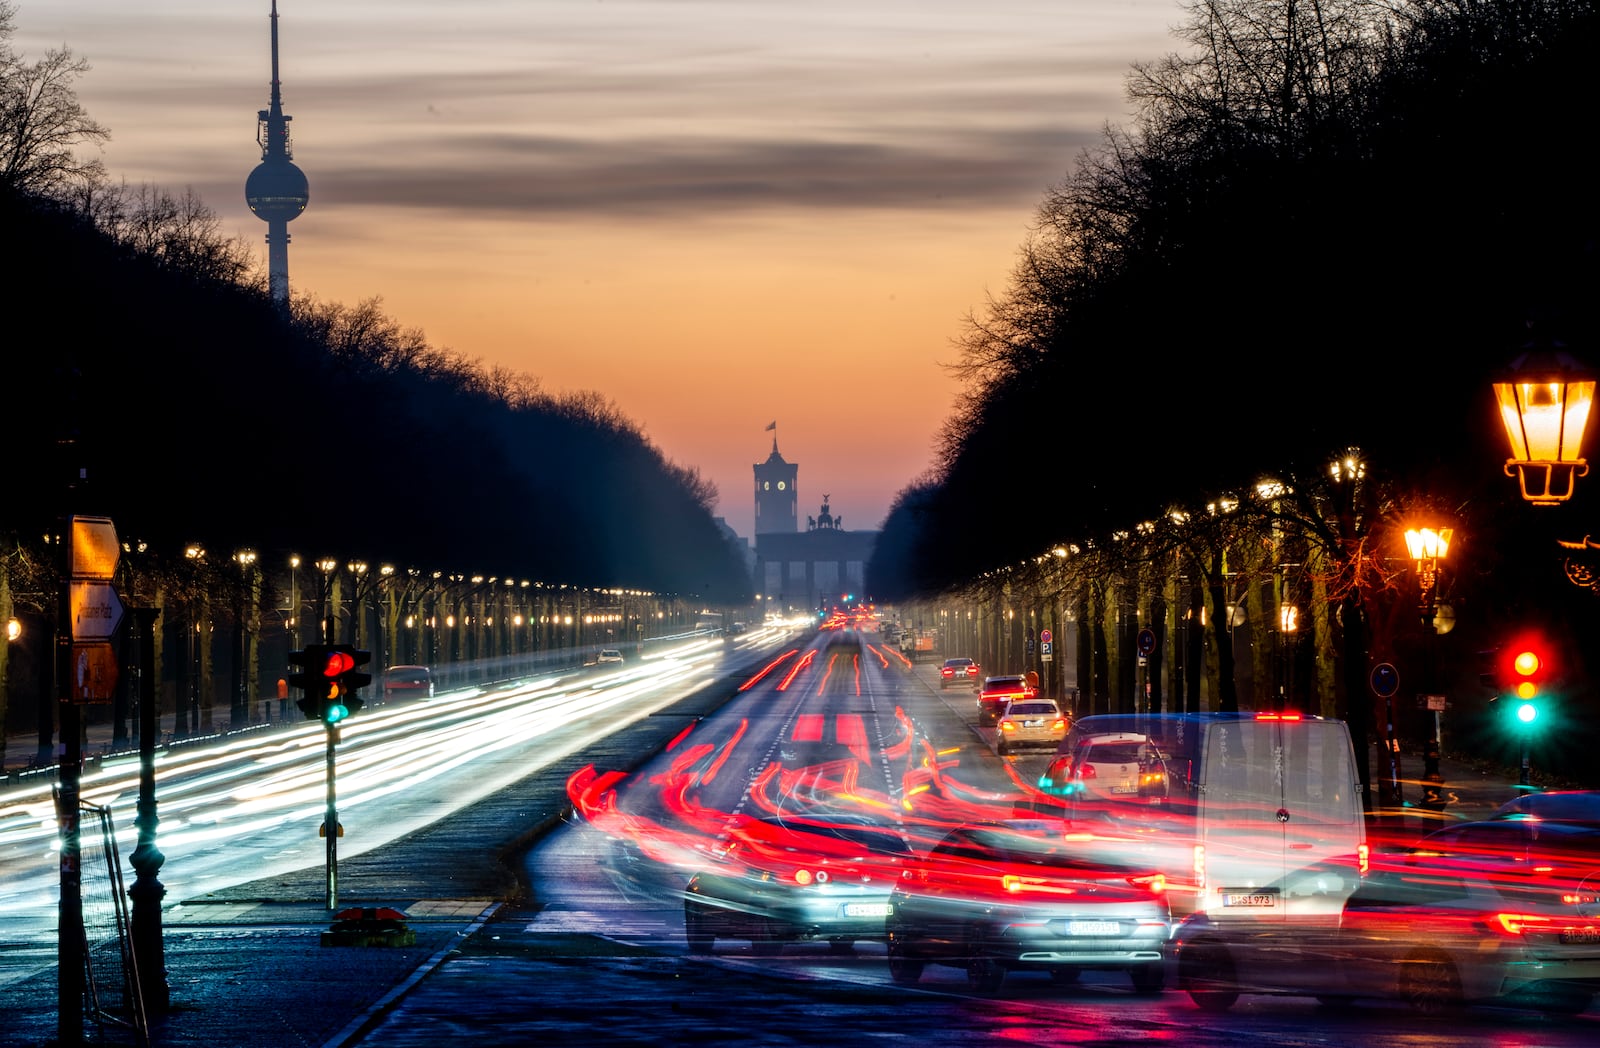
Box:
[288,644,333,720]
[1497,635,1552,728]
[337,647,372,718]
[287,645,372,724]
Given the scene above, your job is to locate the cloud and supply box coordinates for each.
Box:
[297,123,1105,217]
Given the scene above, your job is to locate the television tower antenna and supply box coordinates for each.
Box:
[245,2,310,310]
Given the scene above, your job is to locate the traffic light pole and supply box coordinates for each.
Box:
[57,536,84,1046]
[325,722,338,910]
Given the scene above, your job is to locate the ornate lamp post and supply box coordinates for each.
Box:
[183,543,206,734]
[1493,350,1595,505]
[315,557,338,641]
[1403,527,1453,627]
[232,549,258,726]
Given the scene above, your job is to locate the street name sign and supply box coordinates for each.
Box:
[69,580,125,642]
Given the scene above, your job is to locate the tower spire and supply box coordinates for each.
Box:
[246,2,311,310]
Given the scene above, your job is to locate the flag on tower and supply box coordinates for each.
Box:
[765,421,777,431]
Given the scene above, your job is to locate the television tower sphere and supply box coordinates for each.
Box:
[246,157,310,223]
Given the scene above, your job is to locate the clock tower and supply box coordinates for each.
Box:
[753,432,798,534]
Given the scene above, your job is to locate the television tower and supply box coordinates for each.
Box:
[245,2,310,310]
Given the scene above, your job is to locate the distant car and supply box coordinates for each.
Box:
[1493,790,1600,824]
[683,813,913,955]
[939,657,980,689]
[994,699,1067,756]
[597,649,625,664]
[381,665,434,698]
[976,675,1034,725]
[886,819,1170,993]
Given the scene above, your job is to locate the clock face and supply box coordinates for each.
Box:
[777,481,786,491]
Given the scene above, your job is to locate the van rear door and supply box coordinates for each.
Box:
[1198,715,1364,923]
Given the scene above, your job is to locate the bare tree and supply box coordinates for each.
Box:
[0,3,110,196]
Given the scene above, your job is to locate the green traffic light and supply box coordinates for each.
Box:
[325,703,349,724]
[1516,701,1538,724]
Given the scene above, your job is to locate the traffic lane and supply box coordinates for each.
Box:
[357,898,1600,1047]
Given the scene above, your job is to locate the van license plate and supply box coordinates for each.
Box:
[1560,927,1600,944]
[1223,893,1277,907]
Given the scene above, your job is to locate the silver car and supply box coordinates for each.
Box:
[886,820,1171,993]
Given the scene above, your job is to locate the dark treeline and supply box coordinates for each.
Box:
[869,0,1600,598]
[2,185,750,602]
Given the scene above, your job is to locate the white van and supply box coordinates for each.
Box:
[1036,712,1368,922]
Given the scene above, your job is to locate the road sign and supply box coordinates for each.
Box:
[70,515,119,580]
[1419,694,1449,711]
[1041,640,1053,657]
[69,580,124,642]
[1137,628,1156,657]
[1040,629,1052,645]
[1370,662,1400,699]
[69,642,119,704]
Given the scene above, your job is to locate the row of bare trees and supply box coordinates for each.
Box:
[872,0,1600,792]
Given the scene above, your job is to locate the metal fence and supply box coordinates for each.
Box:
[78,801,149,1047]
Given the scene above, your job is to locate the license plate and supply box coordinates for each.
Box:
[1066,920,1121,935]
[1023,719,1044,727]
[1111,784,1138,794]
[1560,927,1600,944]
[1223,892,1278,907]
[842,902,892,918]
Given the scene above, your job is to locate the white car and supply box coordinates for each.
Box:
[1045,732,1168,801]
[597,649,625,664]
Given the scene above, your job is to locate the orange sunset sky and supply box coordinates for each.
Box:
[19,1,1181,538]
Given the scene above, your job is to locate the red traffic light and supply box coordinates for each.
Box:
[1499,633,1552,700]
[323,650,356,677]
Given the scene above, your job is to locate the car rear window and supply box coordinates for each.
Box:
[1083,743,1146,764]
[1007,703,1055,717]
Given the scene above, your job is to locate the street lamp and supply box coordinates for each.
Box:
[316,558,338,641]
[232,549,258,725]
[1404,526,1453,627]
[1493,349,1595,505]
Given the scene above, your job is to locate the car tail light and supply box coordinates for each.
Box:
[1255,711,1303,721]
[1128,873,1166,894]
[795,869,813,885]
[1489,913,1553,936]
[1002,874,1075,896]
[1079,764,1096,779]
[1000,721,1016,733]
[1358,843,1370,876]
[1051,719,1066,731]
